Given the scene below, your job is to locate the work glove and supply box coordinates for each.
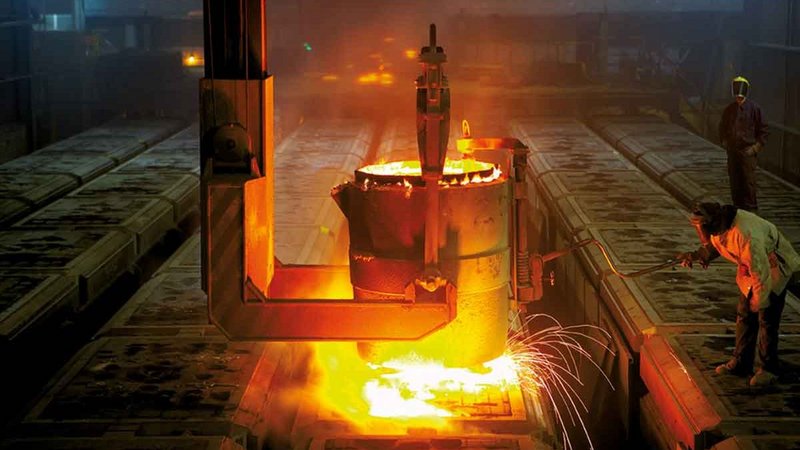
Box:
[676,251,710,269]
[677,252,695,269]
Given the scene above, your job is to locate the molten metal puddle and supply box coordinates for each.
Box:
[357,159,502,187]
[311,342,524,431]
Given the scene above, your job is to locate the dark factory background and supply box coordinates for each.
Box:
[0,2,799,450]
[2,1,798,182]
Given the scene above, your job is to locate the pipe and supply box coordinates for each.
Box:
[541,238,679,279]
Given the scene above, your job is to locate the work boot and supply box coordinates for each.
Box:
[715,360,751,377]
[749,368,778,387]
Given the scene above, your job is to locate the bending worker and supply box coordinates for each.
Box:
[678,202,800,387]
[719,76,768,212]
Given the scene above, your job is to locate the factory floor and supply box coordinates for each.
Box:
[0,112,798,449]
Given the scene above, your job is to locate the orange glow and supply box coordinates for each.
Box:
[182,52,204,67]
[356,72,394,86]
[358,159,502,186]
[321,74,339,82]
[404,49,418,59]
[312,342,522,430]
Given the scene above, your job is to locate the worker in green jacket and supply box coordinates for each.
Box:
[678,202,800,387]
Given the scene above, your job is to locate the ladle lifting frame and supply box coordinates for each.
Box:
[200,0,539,344]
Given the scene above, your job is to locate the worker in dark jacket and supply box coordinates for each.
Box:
[718,76,769,212]
[678,202,800,387]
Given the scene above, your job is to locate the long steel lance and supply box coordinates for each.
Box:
[541,238,681,279]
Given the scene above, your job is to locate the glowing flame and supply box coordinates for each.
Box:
[404,49,417,59]
[182,53,204,67]
[311,314,614,446]
[359,159,498,178]
[357,72,395,86]
[358,159,502,189]
[365,355,519,418]
[312,342,522,430]
[401,178,413,199]
[462,119,471,138]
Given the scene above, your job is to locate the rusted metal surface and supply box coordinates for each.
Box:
[0,229,135,306]
[13,197,174,256]
[0,274,78,343]
[68,172,199,223]
[13,337,292,450]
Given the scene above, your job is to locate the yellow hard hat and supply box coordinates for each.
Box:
[731,76,750,98]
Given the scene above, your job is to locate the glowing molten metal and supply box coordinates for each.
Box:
[313,343,523,430]
[356,159,502,187]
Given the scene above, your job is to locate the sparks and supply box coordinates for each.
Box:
[310,314,613,447]
[507,314,615,450]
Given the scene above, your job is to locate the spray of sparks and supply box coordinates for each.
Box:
[312,314,614,448]
[507,314,615,450]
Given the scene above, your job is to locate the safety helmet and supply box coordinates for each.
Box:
[731,76,750,99]
[690,202,738,244]
[690,203,715,245]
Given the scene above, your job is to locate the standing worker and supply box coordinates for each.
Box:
[678,202,800,387]
[719,76,769,212]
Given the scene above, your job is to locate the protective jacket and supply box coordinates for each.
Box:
[719,100,768,149]
[709,210,800,311]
